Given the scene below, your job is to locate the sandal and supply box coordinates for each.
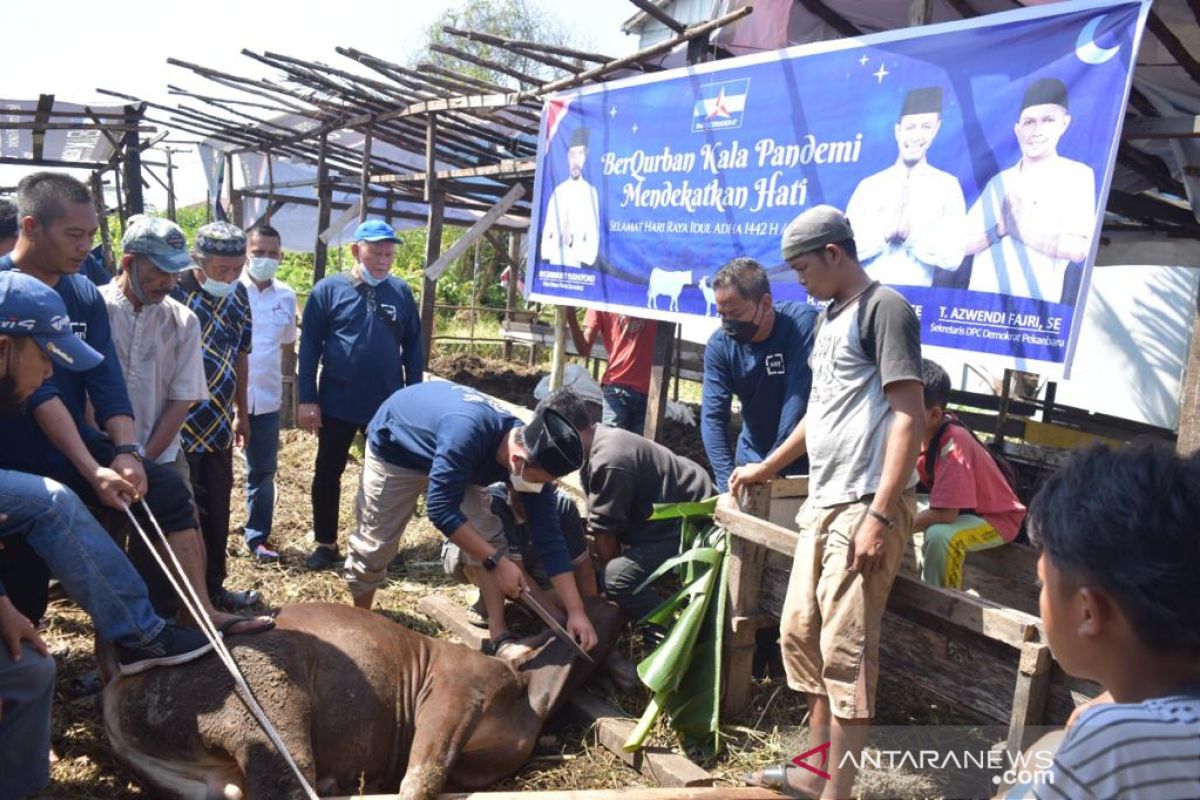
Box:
[743,763,822,799]
[214,588,262,612]
[216,615,276,637]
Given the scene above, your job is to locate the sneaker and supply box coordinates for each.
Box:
[116,625,214,676]
[305,545,340,571]
[250,542,280,563]
[467,593,489,628]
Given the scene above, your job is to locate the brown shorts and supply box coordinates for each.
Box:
[779,492,915,719]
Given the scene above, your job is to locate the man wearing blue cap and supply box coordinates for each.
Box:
[298,219,423,570]
[0,172,272,639]
[0,271,215,800]
[174,222,258,611]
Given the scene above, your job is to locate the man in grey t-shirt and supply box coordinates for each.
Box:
[734,205,924,800]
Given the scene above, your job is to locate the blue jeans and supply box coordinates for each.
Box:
[0,642,55,800]
[601,384,649,434]
[603,534,679,622]
[243,411,281,548]
[0,469,164,647]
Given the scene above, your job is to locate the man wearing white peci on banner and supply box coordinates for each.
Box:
[540,127,600,268]
[846,86,967,287]
[965,78,1096,303]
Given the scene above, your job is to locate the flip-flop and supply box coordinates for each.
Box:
[743,764,821,799]
[214,589,263,612]
[216,615,276,637]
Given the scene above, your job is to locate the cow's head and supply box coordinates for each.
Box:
[500,596,622,720]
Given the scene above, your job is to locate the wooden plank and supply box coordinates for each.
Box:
[642,321,677,443]
[888,577,1041,651]
[328,788,782,799]
[714,507,797,557]
[567,693,714,788]
[1007,641,1052,756]
[426,184,526,279]
[376,158,536,186]
[722,535,768,718]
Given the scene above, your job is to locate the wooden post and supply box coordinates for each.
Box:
[502,232,520,362]
[89,172,114,274]
[121,105,144,216]
[1007,640,1052,756]
[265,150,275,222]
[996,367,1014,445]
[550,305,567,390]
[642,321,677,442]
[723,534,768,718]
[421,113,443,363]
[280,343,298,429]
[1179,283,1200,455]
[164,148,177,222]
[313,134,332,282]
[112,164,127,232]
[359,125,373,224]
[225,153,243,229]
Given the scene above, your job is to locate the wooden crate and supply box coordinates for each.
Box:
[718,479,1098,753]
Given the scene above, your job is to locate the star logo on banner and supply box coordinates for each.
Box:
[632,122,638,133]
[859,54,869,66]
[706,86,732,120]
[873,63,890,83]
[609,105,618,118]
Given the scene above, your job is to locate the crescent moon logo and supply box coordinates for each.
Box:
[1076,15,1120,65]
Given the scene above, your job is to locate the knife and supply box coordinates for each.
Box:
[519,586,594,663]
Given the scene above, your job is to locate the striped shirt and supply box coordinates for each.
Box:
[1035,693,1200,800]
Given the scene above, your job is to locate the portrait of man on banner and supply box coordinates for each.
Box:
[846,86,967,287]
[539,126,600,268]
[965,77,1097,303]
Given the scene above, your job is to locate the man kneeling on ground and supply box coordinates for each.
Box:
[343,380,598,655]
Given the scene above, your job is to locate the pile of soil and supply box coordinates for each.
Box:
[428,354,711,473]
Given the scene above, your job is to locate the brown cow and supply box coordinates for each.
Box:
[101,598,621,800]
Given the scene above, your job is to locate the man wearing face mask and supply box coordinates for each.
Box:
[173,222,259,614]
[344,380,597,657]
[701,257,818,498]
[238,224,296,563]
[298,219,423,571]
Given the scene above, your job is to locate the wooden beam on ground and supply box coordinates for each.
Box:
[326,789,779,799]
[642,321,677,443]
[425,184,526,279]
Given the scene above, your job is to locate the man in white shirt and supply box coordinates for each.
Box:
[99,216,207,479]
[239,224,297,562]
[539,127,600,268]
[966,78,1096,303]
[846,86,966,287]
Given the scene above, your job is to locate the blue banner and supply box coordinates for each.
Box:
[527,0,1150,376]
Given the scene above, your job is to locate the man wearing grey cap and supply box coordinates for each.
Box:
[174,222,258,613]
[965,77,1096,302]
[734,205,924,800]
[101,216,206,481]
[540,126,600,268]
[846,86,966,287]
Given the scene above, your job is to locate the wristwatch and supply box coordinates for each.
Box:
[865,507,895,529]
[114,443,146,462]
[482,551,503,572]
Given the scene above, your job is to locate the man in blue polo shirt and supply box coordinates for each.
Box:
[0,171,271,637]
[701,256,818,497]
[298,219,423,570]
[344,381,598,656]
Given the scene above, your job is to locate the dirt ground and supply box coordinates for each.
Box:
[36,356,956,799]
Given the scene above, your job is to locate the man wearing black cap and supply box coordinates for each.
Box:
[735,205,924,800]
[966,77,1096,302]
[344,380,598,654]
[540,126,600,268]
[846,86,966,287]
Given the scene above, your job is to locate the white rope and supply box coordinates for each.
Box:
[122,500,319,800]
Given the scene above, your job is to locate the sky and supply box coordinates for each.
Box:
[2,0,640,205]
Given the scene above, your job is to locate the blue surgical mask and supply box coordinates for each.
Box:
[358,262,386,287]
[200,277,236,298]
[247,257,280,282]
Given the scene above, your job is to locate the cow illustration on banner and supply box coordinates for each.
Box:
[527,0,1151,377]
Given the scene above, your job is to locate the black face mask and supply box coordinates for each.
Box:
[722,304,762,344]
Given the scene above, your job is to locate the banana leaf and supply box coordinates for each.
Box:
[623,503,729,756]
